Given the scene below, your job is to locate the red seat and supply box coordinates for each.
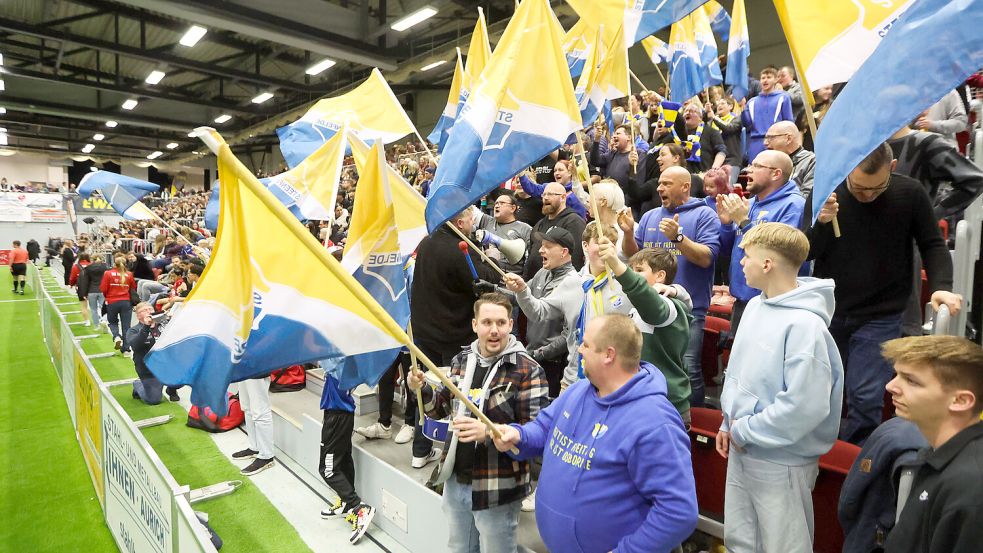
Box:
[813,440,862,553]
[709,302,733,317]
[701,317,732,387]
[689,407,727,519]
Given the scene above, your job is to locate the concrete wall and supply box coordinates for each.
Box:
[0,152,68,188]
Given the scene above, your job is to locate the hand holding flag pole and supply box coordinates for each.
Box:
[193,126,515,451]
[577,131,614,275]
[406,323,425,426]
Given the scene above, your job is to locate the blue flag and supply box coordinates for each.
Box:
[812,0,983,221]
[668,14,707,102]
[724,0,750,101]
[77,171,159,220]
[204,181,220,232]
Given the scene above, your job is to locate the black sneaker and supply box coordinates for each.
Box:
[166,387,180,402]
[231,448,258,460]
[345,504,376,544]
[240,457,275,476]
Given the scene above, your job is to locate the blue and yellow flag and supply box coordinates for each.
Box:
[146,136,405,413]
[812,0,983,222]
[459,8,492,112]
[563,19,597,79]
[773,0,916,98]
[346,134,427,263]
[425,0,581,232]
[704,1,731,38]
[565,0,711,47]
[640,36,669,66]
[78,171,158,220]
[262,127,346,221]
[576,26,630,128]
[693,6,723,86]
[668,14,707,102]
[320,142,416,390]
[725,0,750,100]
[277,68,414,168]
[427,50,465,153]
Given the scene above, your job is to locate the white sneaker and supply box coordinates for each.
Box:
[355,422,392,440]
[411,449,440,469]
[394,424,415,444]
[521,489,536,512]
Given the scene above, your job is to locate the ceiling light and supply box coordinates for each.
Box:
[0,107,6,114]
[187,131,197,138]
[166,142,179,149]
[105,120,118,127]
[121,99,138,110]
[179,25,207,47]
[391,6,438,32]
[214,114,231,124]
[0,79,5,92]
[420,59,447,71]
[0,53,4,66]
[0,127,6,133]
[92,134,105,141]
[305,58,336,76]
[145,70,166,85]
[89,166,98,172]
[81,144,95,153]
[147,151,163,160]
[0,135,6,146]
[251,92,274,104]
[0,148,15,156]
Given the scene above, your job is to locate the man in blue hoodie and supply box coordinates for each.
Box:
[492,313,698,553]
[716,150,804,335]
[716,223,844,553]
[622,165,720,408]
[740,66,794,164]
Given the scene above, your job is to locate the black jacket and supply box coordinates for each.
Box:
[523,207,587,279]
[126,323,160,381]
[884,423,983,553]
[78,261,109,296]
[26,239,40,259]
[410,226,500,350]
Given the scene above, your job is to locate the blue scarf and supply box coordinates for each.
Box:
[575,271,609,379]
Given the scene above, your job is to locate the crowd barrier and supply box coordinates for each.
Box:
[34,265,217,553]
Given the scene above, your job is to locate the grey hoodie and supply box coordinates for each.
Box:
[720,277,844,465]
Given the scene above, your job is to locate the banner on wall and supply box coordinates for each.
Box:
[76,350,104,506]
[0,192,69,222]
[103,397,173,553]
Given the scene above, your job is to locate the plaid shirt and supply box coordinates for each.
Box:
[422,349,549,510]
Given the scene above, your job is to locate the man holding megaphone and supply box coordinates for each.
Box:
[473,190,531,275]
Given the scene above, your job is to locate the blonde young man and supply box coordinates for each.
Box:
[717,223,844,553]
[881,336,983,553]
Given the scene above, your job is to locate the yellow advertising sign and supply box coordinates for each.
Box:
[75,351,104,506]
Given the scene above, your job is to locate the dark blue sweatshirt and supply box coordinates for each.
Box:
[511,363,698,552]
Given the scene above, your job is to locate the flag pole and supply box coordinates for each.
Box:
[194,126,515,449]
[150,211,210,259]
[629,69,648,93]
[406,322,425,426]
[412,127,508,279]
[577,130,614,274]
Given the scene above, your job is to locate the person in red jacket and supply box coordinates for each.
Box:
[100,256,136,354]
[70,253,91,323]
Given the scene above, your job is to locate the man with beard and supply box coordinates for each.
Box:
[523,182,586,279]
[475,190,532,274]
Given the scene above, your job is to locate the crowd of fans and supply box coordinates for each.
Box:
[18,61,983,553]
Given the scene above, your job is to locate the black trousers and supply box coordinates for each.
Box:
[377,353,414,427]
[319,410,359,507]
[411,341,462,458]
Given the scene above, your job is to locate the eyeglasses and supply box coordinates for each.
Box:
[763,133,790,141]
[847,174,891,194]
[493,200,514,206]
[542,192,566,198]
[750,162,779,171]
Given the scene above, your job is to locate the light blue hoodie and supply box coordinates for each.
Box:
[511,363,698,553]
[720,277,844,465]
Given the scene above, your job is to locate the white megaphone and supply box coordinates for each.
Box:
[475,229,526,266]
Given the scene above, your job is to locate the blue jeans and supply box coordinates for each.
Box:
[441,479,520,553]
[829,313,902,444]
[133,379,163,405]
[87,292,105,327]
[106,301,133,352]
[685,313,707,408]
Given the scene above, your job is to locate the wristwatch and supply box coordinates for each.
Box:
[738,218,751,228]
[672,231,684,244]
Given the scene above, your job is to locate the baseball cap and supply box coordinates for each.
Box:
[538,226,577,253]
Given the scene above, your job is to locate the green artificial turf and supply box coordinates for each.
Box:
[0,268,313,552]
[0,270,117,552]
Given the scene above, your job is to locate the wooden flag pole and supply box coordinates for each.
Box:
[407,322,425,426]
[194,127,515,449]
[576,131,614,275]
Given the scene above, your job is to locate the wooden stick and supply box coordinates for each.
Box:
[195,127,511,445]
[629,69,648,93]
[407,322,425,426]
[577,131,614,275]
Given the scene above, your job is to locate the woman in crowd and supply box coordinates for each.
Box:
[78,255,109,329]
[589,179,634,261]
[518,158,588,219]
[100,256,136,354]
